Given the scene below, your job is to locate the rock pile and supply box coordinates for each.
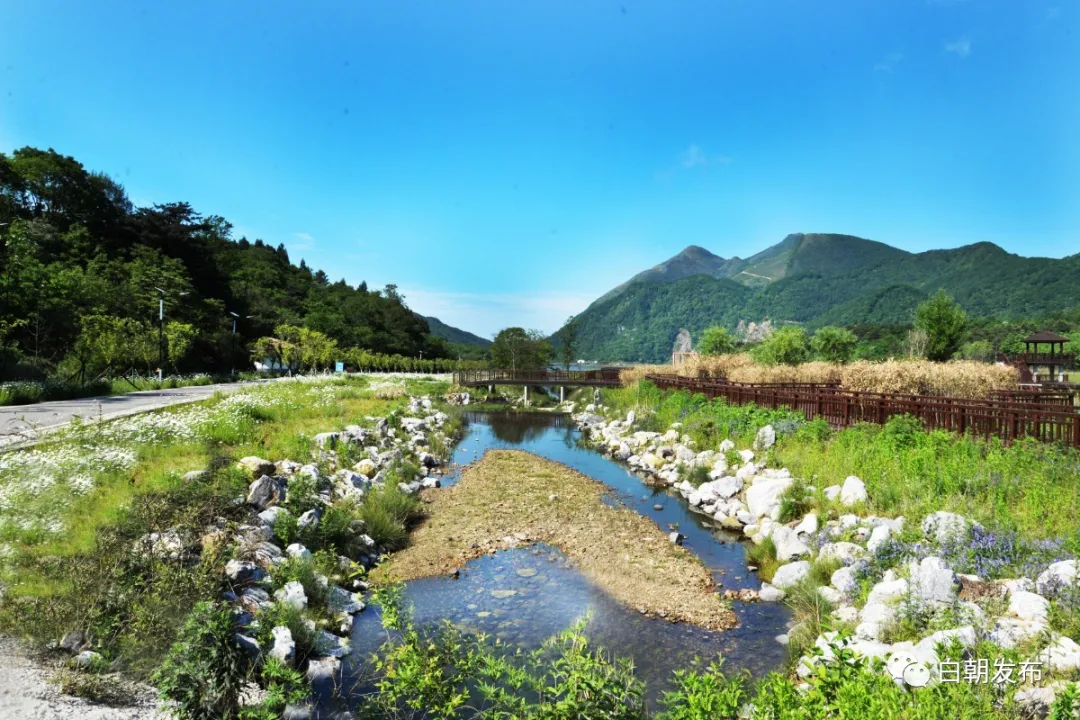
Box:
[573,406,1080,716]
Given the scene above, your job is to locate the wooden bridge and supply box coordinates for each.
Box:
[453,368,623,387]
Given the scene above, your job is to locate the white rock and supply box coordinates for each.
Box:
[745,477,792,520]
[258,507,289,526]
[1009,590,1050,623]
[772,561,811,589]
[831,566,858,594]
[1038,635,1080,672]
[286,543,313,561]
[915,626,977,656]
[856,602,896,641]
[1036,559,1077,594]
[839,514,859,529]
[866,525,891,554]
[839,476,867,506]
[708,476,744,499]
[269,626,296,667]
[759,583,786,602]
[626,410,636,424]
[866,578,908,606]
[833,605,860,623]
[275,581,308,610]
[818,542,866,566]
[989,617,1047,649]
[908,556,960,608]
[771,526,810,562]
[818,586,844,604]
[794,512,818,537]
[719,439,735,453]
[754,424,776,450]
[921,511,972,544]
[738,449,755,463]
[823,485,841,501]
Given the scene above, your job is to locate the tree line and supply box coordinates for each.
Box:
[0,147,459,382]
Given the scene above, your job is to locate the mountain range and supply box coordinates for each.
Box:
[567,233,1080,363]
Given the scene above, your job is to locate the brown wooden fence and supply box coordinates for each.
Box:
[646,375,1080,448]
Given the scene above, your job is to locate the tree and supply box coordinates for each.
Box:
[697,326,736,356]
[751,326,810,366]
[914,289,968,361]
[811,326,858,363]
[491,327,552,370]
[554,317,581,370]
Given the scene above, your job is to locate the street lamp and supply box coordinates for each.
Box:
[155,287,189,380]
[229,312,255,376]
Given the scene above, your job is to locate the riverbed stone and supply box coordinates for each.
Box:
[306,656,341,683]
[247,475,287,510]
[746,477,791,520]
[286,543,312,561]
[771,526,809,561]
[831,566,858,594]
[866,577,908,606]
[794,512,818,537]
[839,476,867,506]
[914,626,977,656]
[772,561,811,589]
[759,583,786,602]
[258,506,289,527]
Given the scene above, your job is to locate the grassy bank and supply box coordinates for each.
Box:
[0,374,449,681]
[374,449,734,630]
[599,380,1080,545]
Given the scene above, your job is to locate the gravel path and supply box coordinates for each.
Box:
[0,637,165,720]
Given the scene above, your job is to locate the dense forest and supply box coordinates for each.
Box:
[0,147,462,381]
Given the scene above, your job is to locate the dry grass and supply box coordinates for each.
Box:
[624,353,1018,399]
[839,359,1018,399]
[373,449,734,630]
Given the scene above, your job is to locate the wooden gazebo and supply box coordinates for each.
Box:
[1016,331,1074,383]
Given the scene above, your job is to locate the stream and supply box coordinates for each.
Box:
[344,411,790,708]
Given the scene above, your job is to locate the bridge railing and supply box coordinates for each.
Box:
[453,368,623,386]
[646,375,1080,447]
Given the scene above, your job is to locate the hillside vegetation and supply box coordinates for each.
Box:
[0,147,481,382]
[568,233,1080,362]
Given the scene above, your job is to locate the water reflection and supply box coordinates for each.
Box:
[343,412,790,710]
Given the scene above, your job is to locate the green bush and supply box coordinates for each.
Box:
[658,659,747,719]
[358,484,422,551]
[153,602,247,720]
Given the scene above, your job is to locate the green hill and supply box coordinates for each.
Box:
[568,234,1080,362]
[420,315,491,347]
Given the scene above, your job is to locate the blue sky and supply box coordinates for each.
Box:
[2,1,1076,337]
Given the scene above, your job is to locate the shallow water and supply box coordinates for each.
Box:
[343,412,790,709]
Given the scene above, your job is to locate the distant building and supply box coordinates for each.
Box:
[1004,332,1074,383]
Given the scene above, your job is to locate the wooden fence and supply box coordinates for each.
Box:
[646,375,1080,448]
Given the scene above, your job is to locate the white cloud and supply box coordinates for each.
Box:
[291,232,315,249]
[677,144,731,169]
[945,36,972,57]
[874,52,904,72]
[399,287,597,338]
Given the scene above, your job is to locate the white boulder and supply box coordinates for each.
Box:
[839,476,867,506]
[772,561,811,589]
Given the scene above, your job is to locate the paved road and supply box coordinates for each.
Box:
[0,381,259,448]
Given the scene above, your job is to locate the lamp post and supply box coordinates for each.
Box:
[228,312,255,376]
[155,287,188,380]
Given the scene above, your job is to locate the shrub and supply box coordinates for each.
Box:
[915,289,968,361]
[658,659,747,719]
[752,327,811,366]
[270,556,329,610]
[153,602,247,720]
[358,485,421,551]
[697,326,737,356]
[811,326,858,363]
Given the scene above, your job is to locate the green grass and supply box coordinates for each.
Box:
[0,375,449,680]
[602,380,1080,545]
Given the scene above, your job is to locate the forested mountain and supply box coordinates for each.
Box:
[420,315,491,347]
[568,233,1080,362]
[0,147,453,379]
